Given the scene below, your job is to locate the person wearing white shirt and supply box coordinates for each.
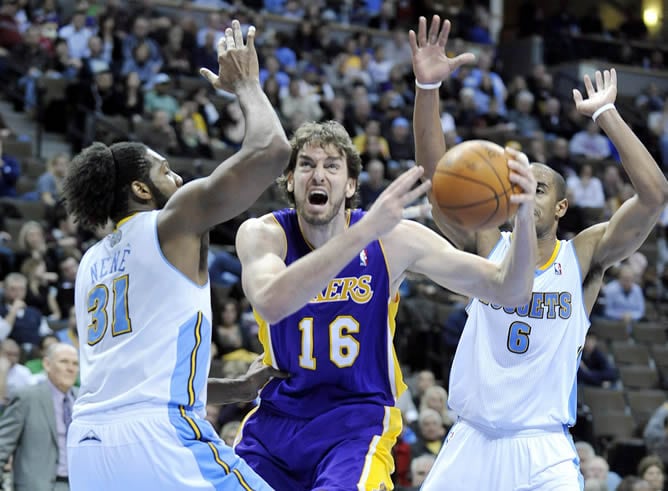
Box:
[58,10,93,61]
[567,164,606,208]
[569,120,612,160]
[1,339,34,400]
[602,265,645,322]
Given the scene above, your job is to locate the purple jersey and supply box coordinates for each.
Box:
[256,208,406,418]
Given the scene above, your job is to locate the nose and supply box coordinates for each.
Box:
[175,173,184,187]
[312,165,325,183]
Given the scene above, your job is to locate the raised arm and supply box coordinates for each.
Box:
[410,16,499,255]
[572,69,668,271]
[159,20,290,237]
[389,148,537,307]
[237,167,431,324]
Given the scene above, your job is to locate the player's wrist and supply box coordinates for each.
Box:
[592,103,616,123]
[415,80,442,90]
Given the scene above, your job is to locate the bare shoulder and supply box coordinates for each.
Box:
[236,213,286,260]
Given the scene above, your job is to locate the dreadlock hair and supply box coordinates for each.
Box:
[63,141,151,230]
[277,121,362,209]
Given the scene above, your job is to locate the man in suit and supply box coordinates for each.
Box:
[0,342,78,490]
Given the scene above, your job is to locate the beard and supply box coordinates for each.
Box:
[131,178,171,209]
[296,193,346,226]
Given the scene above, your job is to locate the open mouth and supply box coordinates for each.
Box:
[308,190,328,206]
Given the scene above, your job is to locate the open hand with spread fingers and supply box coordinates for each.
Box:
[409,15,476,86]
[572,68,618,119]
[200,19,259,92]
[362,166,432,237]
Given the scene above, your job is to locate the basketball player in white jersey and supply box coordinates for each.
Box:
[62,20,291,490]
[410,16,668,491]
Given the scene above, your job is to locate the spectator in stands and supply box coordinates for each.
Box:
[359,158,388,210]
[218,99,246,151]
[411,369,436,407]
[566,163,606,227]
[0,343,78,490]
[220,420,241,447]
[280,77,324,130]
[616,476,652,491]
[0,272,50,348]
[122,16,163,72]
[58,9,94,61]
[463,50,507,116]
[162,24,192,77]
[578,333,618,387]
[15,220,59,273]
[648,96,668,170]
[540,97,576,139]
[637,455,665,491]
[411,408,446,458]
[135,109,179,155]
[644,403,668,455]
[37,152,69,208]
[78,35,112,82]
[419,385,455,428]
[506,89,542,138]
[582,455,622,491]
[387,116,415,163]
[570,120,612,161]
[0,0,22,52]
[602,164,627,215]
[20,257,60,320]
[0,338,32,399]
[602,264,645,323]
[213,299,258,363]
[24,333,58,377]
[114,71,145,123]
[397,454,436,491]
[0,135,19,198]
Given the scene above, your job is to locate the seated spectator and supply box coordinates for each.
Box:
[24,333,58,376]
[0,339,33,400]
[616,476,652,491]
[359,159,388,210]
[583,480,607,491]
[419,385,456,429]
[1,273,50,348]
[602,265,645,323]
[20,257,60,320]
[645,403,668,457]
[410,408,446,458]
[582,454,622,491]
[578,332,618,387]
[637,455,665,491]
[143,73,179,119]
[397,454,436,491]
[219,420,241,447]
[507,89,542,138]
[387,117,415,163]
[569,120,612,160]
[135,110,179,155]
[36,152,68,208]
[212,299,258,363]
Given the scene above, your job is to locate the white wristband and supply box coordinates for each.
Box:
[415,80,442,90]
[592,103,615,122]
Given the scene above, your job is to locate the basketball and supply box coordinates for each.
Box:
[432,140,521,230]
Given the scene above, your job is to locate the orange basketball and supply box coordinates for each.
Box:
[432,140,521,230]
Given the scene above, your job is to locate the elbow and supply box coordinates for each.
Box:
[494,282,533,308]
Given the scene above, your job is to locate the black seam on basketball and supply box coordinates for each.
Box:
[436,194,501,209]
[434,168,499,194]
[478,194,501,228]
[470,145,511,218]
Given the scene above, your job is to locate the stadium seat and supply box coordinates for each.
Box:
[652,345,668,366]
[0,198,46,222]
[589,319,629,342]
[611,341,651,366]
[619,365,660,390]
[634,322,668,345]
[625,389,666,429]
[580,386,626,415]
[592,412,636,441]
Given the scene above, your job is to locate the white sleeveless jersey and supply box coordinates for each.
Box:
[449,232,590,430]
[73,211,212,420]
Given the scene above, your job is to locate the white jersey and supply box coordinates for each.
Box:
[449,232,590,430]
[73,211,212,420]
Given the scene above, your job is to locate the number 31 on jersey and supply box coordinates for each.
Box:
[87,274,133,345]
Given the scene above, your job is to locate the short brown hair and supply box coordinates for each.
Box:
[638,454,665,477]
[278,121,362,209]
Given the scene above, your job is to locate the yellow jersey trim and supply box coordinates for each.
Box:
[114,212,139,231]
[187,312,203,406]
[357,406,402,490]
[537,240,561,272]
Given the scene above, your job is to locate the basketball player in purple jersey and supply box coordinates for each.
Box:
[232,120,538,490]
[411,15,668,490]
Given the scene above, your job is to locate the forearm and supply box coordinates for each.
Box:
[207,377,255,405]
[597,109,668,206]
[413,88,445,180]
[237,81,289,157]
[253,225,375,323]
[497,214,536,306]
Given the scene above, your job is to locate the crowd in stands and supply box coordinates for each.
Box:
[0,0,668,489]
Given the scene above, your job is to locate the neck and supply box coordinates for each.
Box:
[297,209,349,249]
[536,233,558,268]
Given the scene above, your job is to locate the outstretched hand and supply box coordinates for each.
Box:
[363,166,432,237]
[409,15,476,85]
[572,68,618,118]
[200,19,259,92]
